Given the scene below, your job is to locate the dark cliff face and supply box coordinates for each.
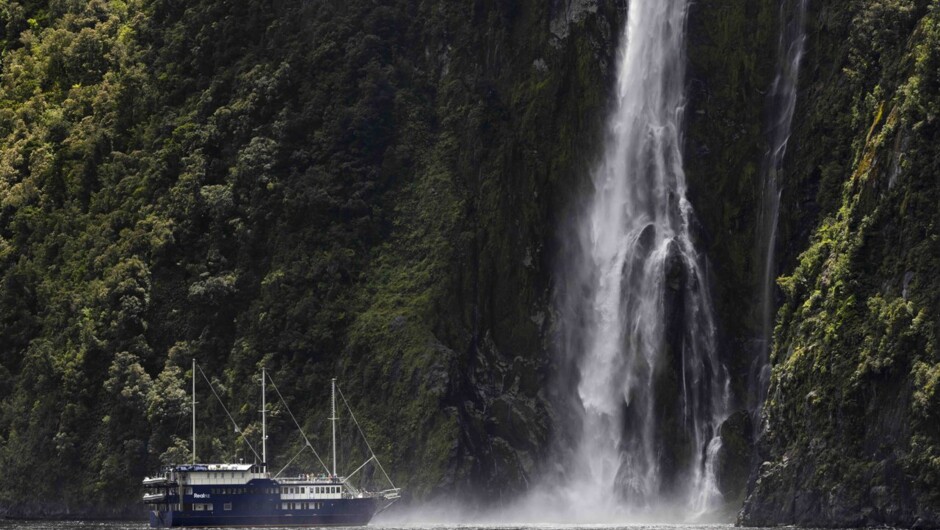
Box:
[0,0,625,515]
[683,0,779,510]
[739,0,940,527]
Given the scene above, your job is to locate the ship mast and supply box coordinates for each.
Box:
[192,358,196,465]
[331,378,337,477]
[261,366,267,472]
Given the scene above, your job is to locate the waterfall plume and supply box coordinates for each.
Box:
[550,0,730,519]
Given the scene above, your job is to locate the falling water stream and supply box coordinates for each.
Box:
[553,0,728,519]
[752,0,809,413]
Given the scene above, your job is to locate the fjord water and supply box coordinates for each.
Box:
[553,0,728,519]
[0,522,793,530]
[751,0,809,413]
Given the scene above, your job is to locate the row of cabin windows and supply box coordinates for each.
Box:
[192,503,232,511]
[190,502,324,512]
[209,472,245,479]
[209,487,280,495]
[282,502,324,510]
[185,487,281,495]
[185,486,340,497]
[284,486,342,495]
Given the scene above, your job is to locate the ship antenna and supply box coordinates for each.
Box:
[192,358,196,465]
[331,377,337,477]
[261,366,267,472]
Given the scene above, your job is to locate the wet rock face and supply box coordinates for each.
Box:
[741,451,940,528]
[550,0,599,40]
[737,0,940,526]
[714,410,752,502]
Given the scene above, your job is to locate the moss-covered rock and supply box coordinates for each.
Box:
[740,1,940,526]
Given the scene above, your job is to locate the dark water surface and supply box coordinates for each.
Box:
[0,522,798,530]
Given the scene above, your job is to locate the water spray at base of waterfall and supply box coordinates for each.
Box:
[373,492,734,526]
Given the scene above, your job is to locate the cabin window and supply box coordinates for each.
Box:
[300,487,305,494]
[282,503,289,510]
[185,487,193,495]
[224,503,232,511]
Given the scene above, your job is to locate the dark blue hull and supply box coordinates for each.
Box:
[149,498,378,528]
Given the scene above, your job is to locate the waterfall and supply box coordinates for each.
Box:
[752,0,808,413]
[553,0,729,518]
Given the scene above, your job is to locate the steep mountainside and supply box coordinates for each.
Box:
[0,0,624,516]
[741,0,940,526]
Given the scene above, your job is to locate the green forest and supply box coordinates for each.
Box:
[0,0,937,526]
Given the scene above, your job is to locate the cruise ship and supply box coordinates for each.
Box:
[142,362,400,527]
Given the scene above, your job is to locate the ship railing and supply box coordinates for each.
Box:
[278,474,338,484]
[378,487,401,500]
[142,477,177,489]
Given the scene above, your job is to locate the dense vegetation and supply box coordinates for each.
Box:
[741,0,940,526]
[0,0,937,525]
[0,0,632,517]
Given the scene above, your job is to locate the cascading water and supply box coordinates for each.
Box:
[552,0,729,518]
[751,0,808,413]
